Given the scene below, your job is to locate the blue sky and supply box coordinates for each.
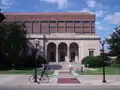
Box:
[0,0,120,39]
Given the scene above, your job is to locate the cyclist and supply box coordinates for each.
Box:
[41,64,47,77]
[40,58,48,77]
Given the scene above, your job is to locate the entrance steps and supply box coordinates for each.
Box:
[49,62,86,70]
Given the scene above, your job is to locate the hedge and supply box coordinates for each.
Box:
[81,55,111,68]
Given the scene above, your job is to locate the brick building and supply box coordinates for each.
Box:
[4,12,100,63]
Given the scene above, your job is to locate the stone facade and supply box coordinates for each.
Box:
[4,12,100,63]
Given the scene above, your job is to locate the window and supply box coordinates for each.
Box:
[50,26,56,28]
[89,49,95,57]
[41,20,48,23]
[84,21,90,23]
[49,21,56,23]
[66,21,73,23]
[74,21,81,23]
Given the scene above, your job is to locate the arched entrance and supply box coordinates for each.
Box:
[58,42,67,62]
[47,42,56,62]
[69,43,79,62]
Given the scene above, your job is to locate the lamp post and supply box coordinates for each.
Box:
[100,39,107,83]
[0,9,5,23]
[33,39,40,83]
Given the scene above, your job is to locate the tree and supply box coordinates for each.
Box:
[106,26,120,58]
[0,9,5,22]
[0,21,30,69]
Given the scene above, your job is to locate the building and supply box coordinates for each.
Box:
[4,12,100,63]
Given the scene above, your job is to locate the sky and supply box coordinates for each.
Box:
[0,0,120,40]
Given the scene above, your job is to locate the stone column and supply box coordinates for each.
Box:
[67,46,69,62]
[80,41,83,64]
[79,46,81,62]
[56,47,58,63]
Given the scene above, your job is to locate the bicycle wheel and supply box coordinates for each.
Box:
[41,74,49,83]
[29,75,41,83]
[29,75,34,83]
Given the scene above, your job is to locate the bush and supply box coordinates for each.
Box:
[115,57,120,64]
[15,55,35,69]
[82,55,111,68]
[110,64,120,67]
[15,55,47,69]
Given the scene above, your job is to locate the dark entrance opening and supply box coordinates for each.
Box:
[60,52,65,62]
[50,52,55,62]
[70,52,75,62]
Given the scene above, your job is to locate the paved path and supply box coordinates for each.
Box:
[0,70,120,86]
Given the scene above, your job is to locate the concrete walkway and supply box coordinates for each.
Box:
[0,70,120,86]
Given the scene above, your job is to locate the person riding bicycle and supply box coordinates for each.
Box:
[40,58,48,77]
[41,64,47,77]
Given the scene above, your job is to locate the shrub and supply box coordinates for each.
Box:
[110,64,120,67]
[82,55,111,68]
[115,56,120,64]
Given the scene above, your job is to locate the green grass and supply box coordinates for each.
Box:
[76,67,120,75]
[0,70,54,75]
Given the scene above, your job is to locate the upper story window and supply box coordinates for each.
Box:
[74,21,81,23]
[66,21,73,23]
[41,21,48,23]
[58,21,64,23]
[50,21,56,23]
[83,21,90,23]
[91,21,95,23]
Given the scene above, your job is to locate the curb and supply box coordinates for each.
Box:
[0,83,120,88]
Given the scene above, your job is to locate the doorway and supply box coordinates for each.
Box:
[70,52,75,62]
[50,52,55,62]
[60,52,65,62]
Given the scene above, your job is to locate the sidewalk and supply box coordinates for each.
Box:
[0,71,120,86]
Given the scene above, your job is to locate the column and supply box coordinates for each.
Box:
[91,21,92,35]
[73,20,75,33]
[80,41,83,64]
[48,21,50,34]
[79,46,81,62]
[32,21,33,34]
[67,46,69,62]
[56,46,58,63]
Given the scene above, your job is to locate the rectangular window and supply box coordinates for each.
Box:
[25,22,32,33]
[83,21,90,28]
[83,27,91,34]
[41,21,49,28]
[89,49,95,57]
[41,28,49,34]
[75,27,82,33]
[58,21,65,27]
[66,21,73,27]
[66,27,74,33]
[49,21,57,27]
[33,22,40,33]
[74,21,81,28]
[75,21,81,23]
[58,27,66,33]
[89,50,94,57]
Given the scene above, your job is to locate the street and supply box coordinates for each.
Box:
[0,86,120,90]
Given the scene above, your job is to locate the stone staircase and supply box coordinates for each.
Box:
[49,62,86,71]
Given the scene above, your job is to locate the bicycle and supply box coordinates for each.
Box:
[29,68,49,83]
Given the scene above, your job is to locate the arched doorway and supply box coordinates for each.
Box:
[58,42,67,62]
[69,43,79,62]
[47,42,56,62]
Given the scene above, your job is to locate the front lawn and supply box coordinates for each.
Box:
[0,70,54,75]
[75,67,120,75]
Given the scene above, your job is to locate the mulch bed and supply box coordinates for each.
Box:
[57,78,80,84]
